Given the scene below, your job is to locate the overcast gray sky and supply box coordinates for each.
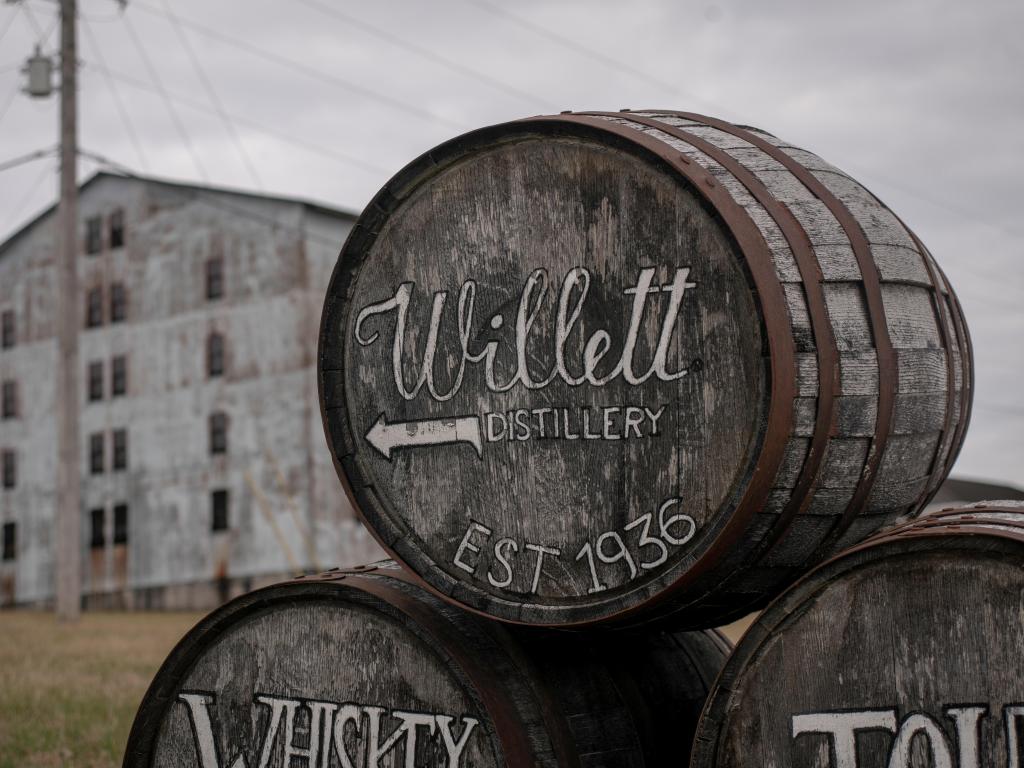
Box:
[1,0,1021,488]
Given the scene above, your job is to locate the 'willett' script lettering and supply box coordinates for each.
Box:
[353,266,698,402]
[177,692,479,768]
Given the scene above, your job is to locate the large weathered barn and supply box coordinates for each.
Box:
[0,172,382,609]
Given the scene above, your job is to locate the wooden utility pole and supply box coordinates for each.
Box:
[55,0,80,621]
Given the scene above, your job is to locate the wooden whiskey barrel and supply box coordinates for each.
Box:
[124,562,729,768]
[318,110,972,628]
[691,501,1024,768]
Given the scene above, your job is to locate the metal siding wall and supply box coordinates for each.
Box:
[0,176,383,607]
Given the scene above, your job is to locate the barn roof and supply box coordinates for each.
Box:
[0,170,359,260]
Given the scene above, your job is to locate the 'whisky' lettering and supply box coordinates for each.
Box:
[178,692,479,768]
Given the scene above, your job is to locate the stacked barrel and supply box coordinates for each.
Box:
[692,501,1024,768]
[126,110,999,768]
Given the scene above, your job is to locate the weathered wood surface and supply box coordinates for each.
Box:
[318,110,971,628]
[692,501,1024,768]
[124,562,729,768]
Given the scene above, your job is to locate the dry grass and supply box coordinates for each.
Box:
[0,611,202,768]
[0,608,754,767]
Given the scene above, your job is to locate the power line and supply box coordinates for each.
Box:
[0,8,19,49]
[76,6,129,24]
[0,146,55,173]
[82,61,1021,305]
[84,59,1024,306]
[294,0,558,112]
[129,0,467,133]
[120,8,209,180]
[867,188,1024,301]
[88,63,392,177]
[948,283,1023,314]
[78,148,351,251]
[158,0,262,190]
[841,160,1024,243]
[19,1,44,37]
[461,0,725,114]
[0,84,18,128]
[19,0,59,49]
[3,155,54,235]
[80,16,149,171]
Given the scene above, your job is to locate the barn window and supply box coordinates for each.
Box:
[1,450,15,489]
[206,257,224,301]
[209,412,228,455]
[88,360,104,402]
[207,332,225,378]
[85,287,103,328]
[109,209,125,249]
[211,489,229,532]
[111,355,127,397]
[89,432,104,474]
[85,216,102,254]
[1,380,17,419]
[113,503,128,544]
[1,522,14,561]
[90,507,105,549]
[112,428,128,471]
[110,282,127,323]
[1,310,15,349]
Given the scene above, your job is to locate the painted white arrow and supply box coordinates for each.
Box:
[365,414,483,460]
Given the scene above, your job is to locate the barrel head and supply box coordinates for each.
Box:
[319,121,772,625]
[693,507,1024,768]
[126,566,732,767]
[125,576,506,768]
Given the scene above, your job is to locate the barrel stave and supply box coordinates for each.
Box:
[614,111,968,621]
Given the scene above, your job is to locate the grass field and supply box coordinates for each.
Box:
[0,611,202,768]
[0,609,754,767]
